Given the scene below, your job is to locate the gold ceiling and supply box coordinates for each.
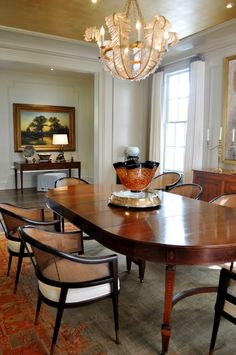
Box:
[0,0,236,41]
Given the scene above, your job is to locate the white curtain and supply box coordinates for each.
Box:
[149,71,164,170]
[183,60,205,182]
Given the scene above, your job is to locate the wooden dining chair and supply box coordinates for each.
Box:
[54,177,89,188]
[53,177,91,239]
[210,193,236,271]
[168,183,202,199]
[19,226,120,355]
[209,267,236,354]
[127,171,181,282]
[0,202,60,293]
[149,171,182,191]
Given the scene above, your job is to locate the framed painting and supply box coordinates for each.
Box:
[222,55,236,164]
[13,103,75,152]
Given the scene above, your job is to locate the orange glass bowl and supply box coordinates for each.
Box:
[113,160,159,192]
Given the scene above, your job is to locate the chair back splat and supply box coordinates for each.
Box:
[19,226,120,354]
[168,183,202,200]
[149,172,181,191]
[127,171,181,281]
[53,177,91,239]
[55,177,88,188]
[0,202,60,293]
[210,193,236,271]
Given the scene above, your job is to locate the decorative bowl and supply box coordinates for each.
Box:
[113,160,159,192]
[37,153,52,162]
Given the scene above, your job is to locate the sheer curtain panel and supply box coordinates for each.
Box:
[183,59,205,182]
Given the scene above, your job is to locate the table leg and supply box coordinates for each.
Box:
[20,170,23,194]
[161,264,176,354]
[69,168,71,177]
[14,168,18,190]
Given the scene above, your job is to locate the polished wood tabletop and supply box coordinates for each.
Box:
[47,184,236,354]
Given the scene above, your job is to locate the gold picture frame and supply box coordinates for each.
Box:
[13,103,75,152]
[223,55,236,164]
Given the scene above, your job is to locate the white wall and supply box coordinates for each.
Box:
[0,68,94,189]
[163,19,236,171]
[0,27,149,188]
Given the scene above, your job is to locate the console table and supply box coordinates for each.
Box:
[193,169,236,201]
[14,161,81,193]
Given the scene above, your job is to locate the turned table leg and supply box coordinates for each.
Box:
[161,264,176,354]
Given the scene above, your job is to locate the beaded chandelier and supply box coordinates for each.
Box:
[84,0,178,81]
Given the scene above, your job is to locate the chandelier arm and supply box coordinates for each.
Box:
[131,19,163,80]
[124,0,132,17]
[134,0,145,27]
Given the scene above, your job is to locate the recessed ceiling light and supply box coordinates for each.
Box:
[91,0,97,3]
[50,68,54,71]
[226,2,234,8]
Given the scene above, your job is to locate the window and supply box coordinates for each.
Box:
[163,69,190,173]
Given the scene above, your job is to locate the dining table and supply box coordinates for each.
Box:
[46,184,236,354]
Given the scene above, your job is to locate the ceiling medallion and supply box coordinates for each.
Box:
[84,0,178,81]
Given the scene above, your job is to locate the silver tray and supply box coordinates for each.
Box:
[108,190,161,208]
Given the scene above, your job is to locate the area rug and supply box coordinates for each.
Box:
[0,233,98,355]
[0,232,235,355]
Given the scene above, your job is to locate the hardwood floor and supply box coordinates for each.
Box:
[0,188,48,207]
[0,188,53,221]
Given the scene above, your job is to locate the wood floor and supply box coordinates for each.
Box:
[0,188,53,222]
[0,188,49,208]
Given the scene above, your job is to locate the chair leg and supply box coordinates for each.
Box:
[112,293,120,344]
[35,295,42,325]
[14,253,24,293]
[230,261,234,271]
[126,256,132,272]
[7,254,13,276]
[138,260,146,283]
[50,304,65,354]
[209,311,221,354]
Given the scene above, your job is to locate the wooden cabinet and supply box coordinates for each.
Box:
[193,169,236,201]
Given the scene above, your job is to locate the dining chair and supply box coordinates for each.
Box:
[127,171,181,281]
[53,177,91,237]
[54,177,89,188]
[209,267,236,354]
[210,193,236,271]
[168,183,202,199]
[149,171,182,191]
[0,202,60,293]
[19,225,120,355]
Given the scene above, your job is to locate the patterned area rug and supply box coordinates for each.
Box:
[0,232,235,355]
[0,233,97,355]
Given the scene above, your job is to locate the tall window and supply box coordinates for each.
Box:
[163,69,190,172]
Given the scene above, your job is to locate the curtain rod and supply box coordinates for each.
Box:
[156,54,204,72]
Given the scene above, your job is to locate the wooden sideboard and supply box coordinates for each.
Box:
[193,169,236,201]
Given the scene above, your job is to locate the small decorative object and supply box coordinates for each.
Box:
[84,0,178,81]
[126,146,140,162]
[53,134,68,162]
[71,156,74,162]
[109,160,160,208]
[206,127,223,172]
[37,153,52,163]
[23,145,36,163]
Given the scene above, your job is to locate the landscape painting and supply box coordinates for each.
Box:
[223,55,236,164]
[13,104,75,151]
